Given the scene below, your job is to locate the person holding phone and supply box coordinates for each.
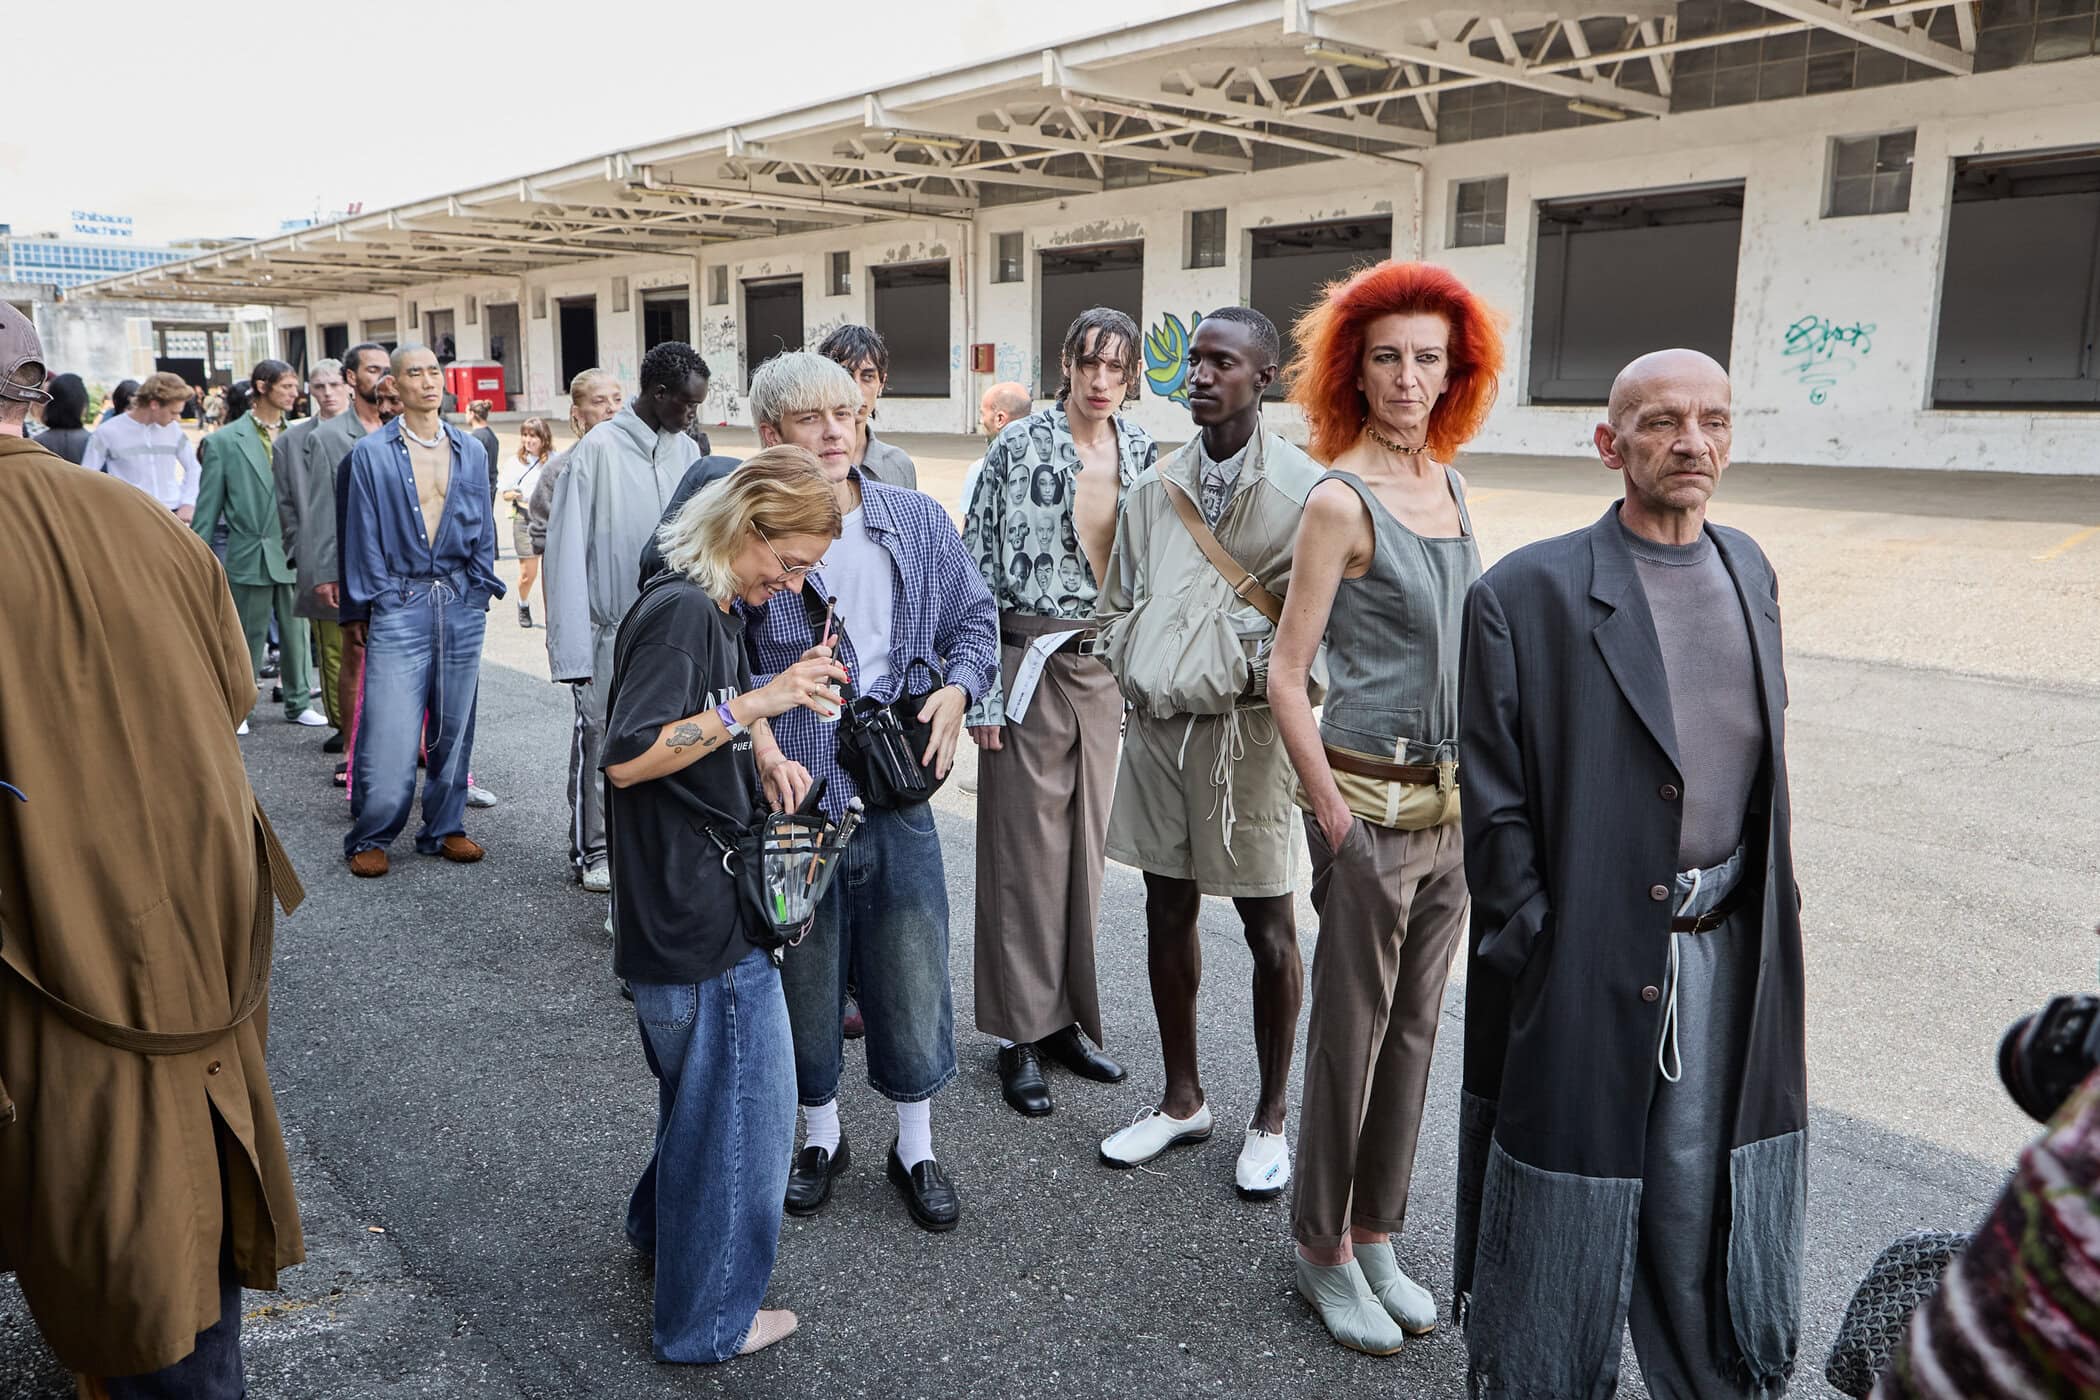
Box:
[601,445,847,1362]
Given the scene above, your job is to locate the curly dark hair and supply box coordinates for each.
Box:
[640,340,710,395]
[816,324,889,381]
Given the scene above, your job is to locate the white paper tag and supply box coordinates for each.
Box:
[1004,629,1084,725]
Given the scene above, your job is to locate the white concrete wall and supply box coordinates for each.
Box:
[275,55,2100,471]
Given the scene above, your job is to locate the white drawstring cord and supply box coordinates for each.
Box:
[1657,865,1702,1085]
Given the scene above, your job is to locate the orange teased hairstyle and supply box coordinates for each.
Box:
[1284,260,1507,463]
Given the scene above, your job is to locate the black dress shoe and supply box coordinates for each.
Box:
[1037,1025,1127,1084]
[997,1044,1053,1117]
[785,1135,850,1216]
[322,731,346,754]
[886,1139,959,1232]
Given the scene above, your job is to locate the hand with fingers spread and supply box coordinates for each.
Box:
[918,684,969,779]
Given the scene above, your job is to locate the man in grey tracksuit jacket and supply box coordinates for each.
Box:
[542,402,698,882]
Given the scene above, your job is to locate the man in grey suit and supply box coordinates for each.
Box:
[274,358,351,745]
[1455,349,1806,1400]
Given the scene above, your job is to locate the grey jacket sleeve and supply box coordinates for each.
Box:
[540,450,596,683]
[272,424,305,557]
[528,450,561,552]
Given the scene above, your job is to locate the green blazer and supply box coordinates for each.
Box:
[192,414,295,585]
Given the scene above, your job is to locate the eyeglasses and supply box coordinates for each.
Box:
[755,527,824,584]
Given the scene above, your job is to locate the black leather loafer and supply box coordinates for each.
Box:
[1038,1025,1127,1084]
[886,1139,959,1232]
[998,1044,1054,1116]
[785,1134,850,1216]
[322,731,346,754]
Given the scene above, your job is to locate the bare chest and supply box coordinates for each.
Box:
[1071,440,1121,586]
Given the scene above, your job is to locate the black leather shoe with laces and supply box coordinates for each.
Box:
[1038,1024,1127,1084]
[997,1044,1053,1116]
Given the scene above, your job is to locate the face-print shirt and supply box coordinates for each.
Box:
[960,402,1156,726]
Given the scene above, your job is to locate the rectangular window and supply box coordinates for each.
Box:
[828,250,851,297]
[465,294,478,326]
[1037,243,1143,399]
[993,231,1023,284]
[708,266,728,305]
[1826,130,1916,217]
[1451,176,1510,248]
[611,276,630,314]
[1250,218,1393,399]
[1187,208,1227,269]
[871,260,952,397]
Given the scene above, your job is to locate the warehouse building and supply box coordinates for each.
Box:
[76,0,2100,473]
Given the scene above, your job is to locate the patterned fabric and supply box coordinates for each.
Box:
[961,404,1154,726]
[1196,433,1249,527]
[1871,1065,2100,1398]
[1827,1231,1968,1396]
[744,472,998,818]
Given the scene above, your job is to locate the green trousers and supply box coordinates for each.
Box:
[311,617,344,730]
[229,581,311,720]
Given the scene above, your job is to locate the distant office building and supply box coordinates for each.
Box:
[0,222,188,290]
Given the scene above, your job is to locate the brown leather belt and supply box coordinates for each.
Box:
[1323,745,1442,786]
[1670,886,1746,934]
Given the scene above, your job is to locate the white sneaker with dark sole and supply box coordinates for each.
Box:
[291,708,329,727]
[1235,1126,1291,1199]
[1099,1102,1214,1167]
[464,785,498,808]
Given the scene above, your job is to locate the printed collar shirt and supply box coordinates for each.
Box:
[743,472,998,819]
[960,403,1155,726]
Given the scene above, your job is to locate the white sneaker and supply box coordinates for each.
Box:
[1099,1101,1214,1168]
[581,863,613,893]
[1235,1125,1291,1200]
[235,720,250,736]
[291,708,329,727]
[465,785,498,808]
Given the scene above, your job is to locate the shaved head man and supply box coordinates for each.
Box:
[1456,347,1806,1398]
[956,381,1036,517]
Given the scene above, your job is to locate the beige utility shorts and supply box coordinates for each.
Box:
[1105,706,1299,899]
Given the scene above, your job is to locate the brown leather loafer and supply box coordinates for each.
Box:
[347,849,389,878]
[438,834,485,863]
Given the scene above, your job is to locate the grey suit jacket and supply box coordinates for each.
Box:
[862,431,918,490]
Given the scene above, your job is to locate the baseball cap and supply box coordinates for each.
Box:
[0,302,51,405]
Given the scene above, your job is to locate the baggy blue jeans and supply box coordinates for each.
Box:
[626,948,797,1363]
[345,580,487,857]
[779,802,958,1106]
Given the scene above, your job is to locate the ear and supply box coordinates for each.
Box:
[1256,361,1279,396]
[758,423,781,447]
[1592,421,1623,471]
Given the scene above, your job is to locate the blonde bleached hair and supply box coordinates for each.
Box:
[657,445,842,602]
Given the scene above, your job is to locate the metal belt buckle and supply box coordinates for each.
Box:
[1075,632,1107,658]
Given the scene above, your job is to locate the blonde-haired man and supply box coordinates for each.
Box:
[82,371,202,520]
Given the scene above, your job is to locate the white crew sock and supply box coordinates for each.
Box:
[803,1097,841,1155]
[894,1098,934,1168]
[992,1037,1016,1049]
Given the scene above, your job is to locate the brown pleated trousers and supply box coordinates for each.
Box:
[1292,814,1469,1252]
[973,615,1123,1047]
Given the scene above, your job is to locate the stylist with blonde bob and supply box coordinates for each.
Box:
[602,445,848,1364]
[1267,262,1506,1355]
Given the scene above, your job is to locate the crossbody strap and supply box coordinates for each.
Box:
[1158,477,1284,626]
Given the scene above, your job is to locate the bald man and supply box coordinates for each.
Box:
[956,382,1035,516]
[1454,350,1805,1398]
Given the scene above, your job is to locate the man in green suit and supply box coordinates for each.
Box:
[194,359,324,728]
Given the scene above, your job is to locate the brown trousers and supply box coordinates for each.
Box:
[973,616,1122,1046]
[1292,814,1468,1252]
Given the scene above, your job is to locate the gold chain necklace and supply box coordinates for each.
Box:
[1364,420,1428,458]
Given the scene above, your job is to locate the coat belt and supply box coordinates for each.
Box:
[0,805,303,1125]
[1322,744,1444,787]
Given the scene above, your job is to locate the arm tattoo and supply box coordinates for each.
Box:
[667,721,705,752]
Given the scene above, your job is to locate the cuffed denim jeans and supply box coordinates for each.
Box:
[626,948,796,1363]
[345,580,487,858]
[780,802,958,1106]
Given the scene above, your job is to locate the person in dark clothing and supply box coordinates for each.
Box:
[636,454,740,588]
[602,444,846,1363]
[34,373,92,464]
[466,400,502,553]
[98,378,139,424]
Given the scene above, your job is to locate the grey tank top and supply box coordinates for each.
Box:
[1317,469,1481,765]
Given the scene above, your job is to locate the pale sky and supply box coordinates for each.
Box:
[4,0,1215,246]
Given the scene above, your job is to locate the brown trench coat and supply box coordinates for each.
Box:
[0,436,306,1376]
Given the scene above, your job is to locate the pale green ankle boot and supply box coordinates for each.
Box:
[1355,1240,1439,1335]
[1294,1254,1407,1356]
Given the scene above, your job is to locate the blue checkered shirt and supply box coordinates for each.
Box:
[743,474,998,818]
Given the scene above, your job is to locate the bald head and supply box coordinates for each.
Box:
[980,381,1032,437]
[1606,348,1729,429]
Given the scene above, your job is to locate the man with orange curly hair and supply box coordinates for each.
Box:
[1095,307,1321,1202]
[1266,260,1504,1356]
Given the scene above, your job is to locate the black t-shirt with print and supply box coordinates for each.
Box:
[602,574,761,984]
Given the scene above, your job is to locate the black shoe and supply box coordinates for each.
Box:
[261,655,281,679]
[885,1139,959,1232]
[618,979,633,1002]
[1037,1025,1127,1084]
[518,604,534,629]
[270,684,283,704]
[997,1044,1053,1117]
[322,731,345,754]
[785,1135,850,1216]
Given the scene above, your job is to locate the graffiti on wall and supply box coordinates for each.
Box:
[994,343,1025,385]
[1143,311,1204,404]
[1781,314,1876,406]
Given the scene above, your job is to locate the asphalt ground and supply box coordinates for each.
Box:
[6,438,2099,1398]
